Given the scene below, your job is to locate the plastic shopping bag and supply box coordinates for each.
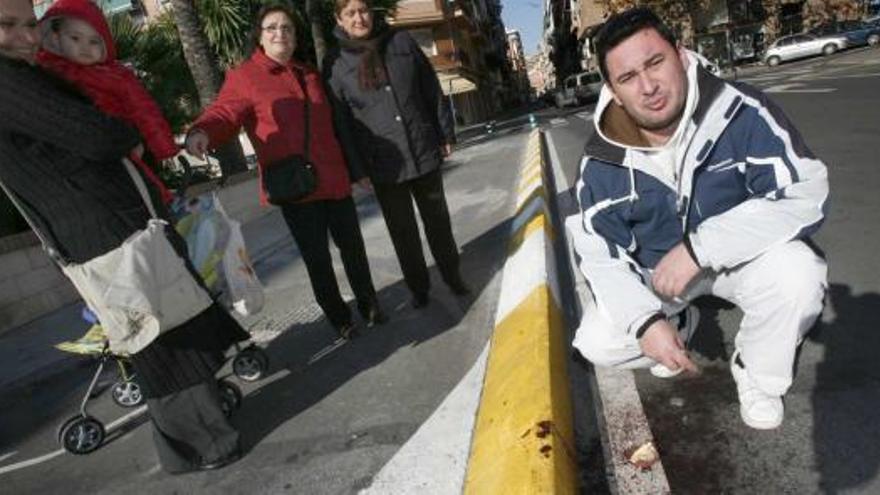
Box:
[173,193,228,291]
[222,216,265,316]
[172,191,264,316]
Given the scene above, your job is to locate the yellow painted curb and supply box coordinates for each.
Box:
[464,130,577,494]
[464,285,577,494]
[508,211,554,258]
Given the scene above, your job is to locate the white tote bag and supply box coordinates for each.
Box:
[60,159,213,355]
[62,218,213,355]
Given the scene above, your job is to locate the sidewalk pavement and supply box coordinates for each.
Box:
[0,205,293,394]
[0,120,508,396]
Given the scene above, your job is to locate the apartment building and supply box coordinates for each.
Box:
[388,0,514,125]
[33,0,165,23]
[506,29,532,100]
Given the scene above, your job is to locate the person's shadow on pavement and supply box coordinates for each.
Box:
[809,283,880,493]
[229,217,511,455]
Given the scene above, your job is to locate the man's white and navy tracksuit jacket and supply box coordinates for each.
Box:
[568,61,830,336]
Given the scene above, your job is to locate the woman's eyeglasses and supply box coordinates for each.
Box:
[262,25,293,35]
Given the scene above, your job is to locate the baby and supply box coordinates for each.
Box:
[37,0,177,204]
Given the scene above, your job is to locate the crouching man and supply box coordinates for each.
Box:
[568,7,829,429]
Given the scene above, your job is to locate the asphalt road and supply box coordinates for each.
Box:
[1,131,529,493]
[547,47,880,493]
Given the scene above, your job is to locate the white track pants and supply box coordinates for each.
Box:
[573,241,827,396]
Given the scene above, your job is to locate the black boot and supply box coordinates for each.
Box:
[360,301,389,327]
[411,291,430,309]
[335,321,360,340]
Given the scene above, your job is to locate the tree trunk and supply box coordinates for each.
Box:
[762,0,781,43]
[306,0,328,70]
[169,0,247,176]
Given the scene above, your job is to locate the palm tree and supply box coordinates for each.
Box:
[198,0,260,68]
[306,0,329,69]
[169,0,248,175]
[110,13,199,133]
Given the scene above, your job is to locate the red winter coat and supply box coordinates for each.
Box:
[191,50,352,206]
[37,0,177,203]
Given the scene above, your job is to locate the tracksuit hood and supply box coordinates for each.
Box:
[586,50,725,165]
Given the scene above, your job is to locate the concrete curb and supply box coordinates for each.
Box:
[541,130,672,494]
[567,256,672,494]
[464,130,578,494]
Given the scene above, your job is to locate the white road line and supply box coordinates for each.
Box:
[0,406,148,476]
[0,453,16,463]
[764,83,835,93]
[359,343,490,495]
[0,450,65,475]
[307,340,347,365]
[576,112,594,124]
[106,406,148,430]
[807,71,880,80]
[545,131,571,192]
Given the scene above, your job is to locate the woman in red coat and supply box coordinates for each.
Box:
[186,3,385,338]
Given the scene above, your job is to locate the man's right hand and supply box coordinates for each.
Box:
[639,318,698,374]
[184,129,209,159]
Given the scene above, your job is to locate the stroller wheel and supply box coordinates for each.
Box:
[59,416,105,455]
[232,347,269,382]
[218,379,242,417]
[111,380,144,408]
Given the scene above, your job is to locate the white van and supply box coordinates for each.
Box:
[555,71,604,108]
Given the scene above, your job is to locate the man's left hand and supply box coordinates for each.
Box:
[441,143,453,158]
[652,243,701,299]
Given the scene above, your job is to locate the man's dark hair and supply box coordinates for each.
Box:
[593,7,678,81]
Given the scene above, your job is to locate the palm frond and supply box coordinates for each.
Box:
[197,0,260,67]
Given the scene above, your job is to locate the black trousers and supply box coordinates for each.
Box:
[147,381,240,474]
[280,196,377,328]
[373,170,460,297]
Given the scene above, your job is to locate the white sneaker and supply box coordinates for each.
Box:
[730,350,783,430]
[649,306,700,378]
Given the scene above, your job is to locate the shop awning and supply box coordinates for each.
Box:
[437,73,478,95]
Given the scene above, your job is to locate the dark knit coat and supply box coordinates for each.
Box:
[0,55,246,397]
[324,28,456,185]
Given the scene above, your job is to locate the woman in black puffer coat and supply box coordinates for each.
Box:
[324,0,469,308]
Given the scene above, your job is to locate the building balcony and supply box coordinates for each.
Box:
[97,0,137,15]
[389,0,483,33]
[389,0,446,26]
[35,0,141,18]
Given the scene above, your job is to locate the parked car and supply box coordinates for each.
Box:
[555,71,603,108]
[811,19,880,47]
[763,33,849,67]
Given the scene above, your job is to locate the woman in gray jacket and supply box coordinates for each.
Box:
[325,0,469,308]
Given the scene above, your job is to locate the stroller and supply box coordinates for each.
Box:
[53,307,248,455]
[53,156,268,455]
[169,159,270,382]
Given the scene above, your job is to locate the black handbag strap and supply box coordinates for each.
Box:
[293,69,311,162]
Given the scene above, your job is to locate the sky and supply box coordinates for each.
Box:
[500,1,544,57]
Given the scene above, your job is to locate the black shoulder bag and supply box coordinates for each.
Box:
[262,69,318,205]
